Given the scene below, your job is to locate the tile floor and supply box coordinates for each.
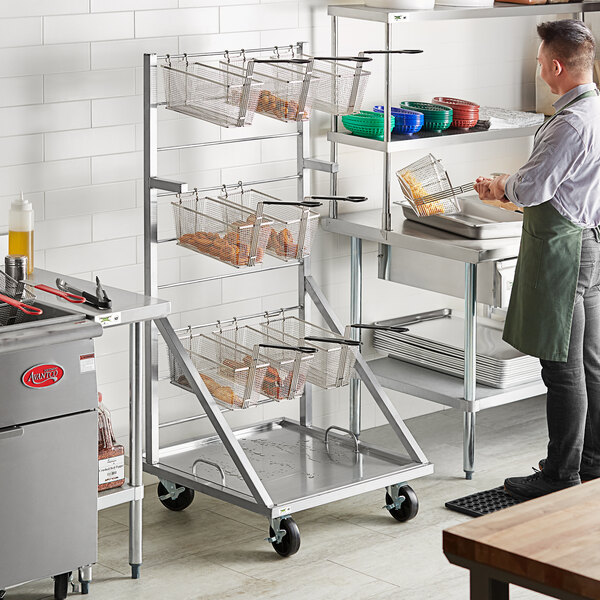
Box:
[7,396,551,600]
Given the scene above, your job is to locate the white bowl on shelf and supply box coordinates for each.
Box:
[366,0,435,9]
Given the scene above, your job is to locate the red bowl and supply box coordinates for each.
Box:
[452,117,478,129]
[433,96,480,110]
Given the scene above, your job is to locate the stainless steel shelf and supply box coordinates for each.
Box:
[369,356,546,411]
[97,480,144,511]
[328,3,599,23]
[327,125,539,153]
[145,418,433,519]
[321,206,522,264]
[29,269,170,327]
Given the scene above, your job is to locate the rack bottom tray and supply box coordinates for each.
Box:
[145,418,432,516]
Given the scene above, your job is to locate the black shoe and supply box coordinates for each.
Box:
[538,458,600,482]
[504,470,579,501]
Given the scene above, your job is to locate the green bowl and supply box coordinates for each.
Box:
[342,111,396,141]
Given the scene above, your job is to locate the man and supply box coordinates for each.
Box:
[475,19,600,501]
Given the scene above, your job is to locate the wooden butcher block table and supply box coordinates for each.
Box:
[443,480,600,600]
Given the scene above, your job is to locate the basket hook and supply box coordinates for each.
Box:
[216,319,222,333]
[187,325,192,342]
[237,180,244,195]
[280,307,286,322]
[232,316,238,331]
[273,45,280,58]
[289,44,295,58]
[224,50,230,63]
[183,53,189,68]
[165,53,172,67]
[241,49,246,64]
[264,310,270,326]
[221,184,228,199]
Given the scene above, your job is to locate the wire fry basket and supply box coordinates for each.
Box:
[304,56,371,115]
[218,186,320,261]
[396,153,461,217]
[211,325,315,401]
[169,331,269,409]
[161,56,263,127]
[256,316,359,389]
[221,56,313,122]
[172,192,273,268]
[0,270,37,327]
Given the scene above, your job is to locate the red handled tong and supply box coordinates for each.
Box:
[22,281,86,304]
[0,292,42,315]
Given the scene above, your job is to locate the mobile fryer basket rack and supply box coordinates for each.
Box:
[144,43,433,559]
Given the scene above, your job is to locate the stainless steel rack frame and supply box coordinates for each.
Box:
[143,46,433,553]
[326,4,598,479]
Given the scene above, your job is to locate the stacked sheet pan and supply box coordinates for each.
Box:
[373,310,541,389]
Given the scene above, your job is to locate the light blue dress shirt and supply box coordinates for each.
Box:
[505,82,600,228]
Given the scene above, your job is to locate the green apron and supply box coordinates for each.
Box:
[503,89,599,362]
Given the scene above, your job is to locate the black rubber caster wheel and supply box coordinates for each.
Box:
[386,485,419,522]
[269,517,301,557]
[53,572,71,600]
[0,589,6,599]
[80,581,90,595]
[157,482,194,511]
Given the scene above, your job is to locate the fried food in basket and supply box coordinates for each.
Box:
[178,228,264,267]
[402,170,445,217]
[256,90,309,121]
[267,227,298,258]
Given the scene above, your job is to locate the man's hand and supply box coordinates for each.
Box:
[474,174,510,202]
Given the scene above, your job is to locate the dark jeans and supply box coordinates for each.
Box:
[541,228,600,482]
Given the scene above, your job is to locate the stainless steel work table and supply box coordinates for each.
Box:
[27,269,170,583]
[322,207,546,478]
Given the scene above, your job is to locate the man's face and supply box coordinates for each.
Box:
[537,41,559,94]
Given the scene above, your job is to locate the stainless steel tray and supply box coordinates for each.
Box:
[400,195,522,239]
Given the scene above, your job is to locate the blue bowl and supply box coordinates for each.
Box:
[373,105,424,135]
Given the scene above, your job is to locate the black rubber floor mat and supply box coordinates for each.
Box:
[445,486,523,517]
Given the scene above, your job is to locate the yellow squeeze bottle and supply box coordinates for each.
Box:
[8,192,34,275]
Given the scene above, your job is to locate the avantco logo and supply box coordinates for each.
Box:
[22,364,64,388]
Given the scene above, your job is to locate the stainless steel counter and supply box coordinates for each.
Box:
[27,269,170,326]
[322,206,522,264]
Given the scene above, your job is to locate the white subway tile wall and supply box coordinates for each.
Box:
[0,2,549,451]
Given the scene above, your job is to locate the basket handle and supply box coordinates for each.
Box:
[304,336,360,346]
[306,195,367,203]
[350,324,409,333]
[252,58,310,64]
[312,56,373,63]
[261,200,322,208]
[359,50,423,56]
[259,343,318,354]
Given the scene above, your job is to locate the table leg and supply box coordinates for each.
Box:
[470,570,509,600]
[464,262,477,479]
[129,322,143,579]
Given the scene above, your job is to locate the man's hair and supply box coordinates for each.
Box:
[538,20,596,74]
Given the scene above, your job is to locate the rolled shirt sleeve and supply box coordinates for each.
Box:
[504,119,586,208]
